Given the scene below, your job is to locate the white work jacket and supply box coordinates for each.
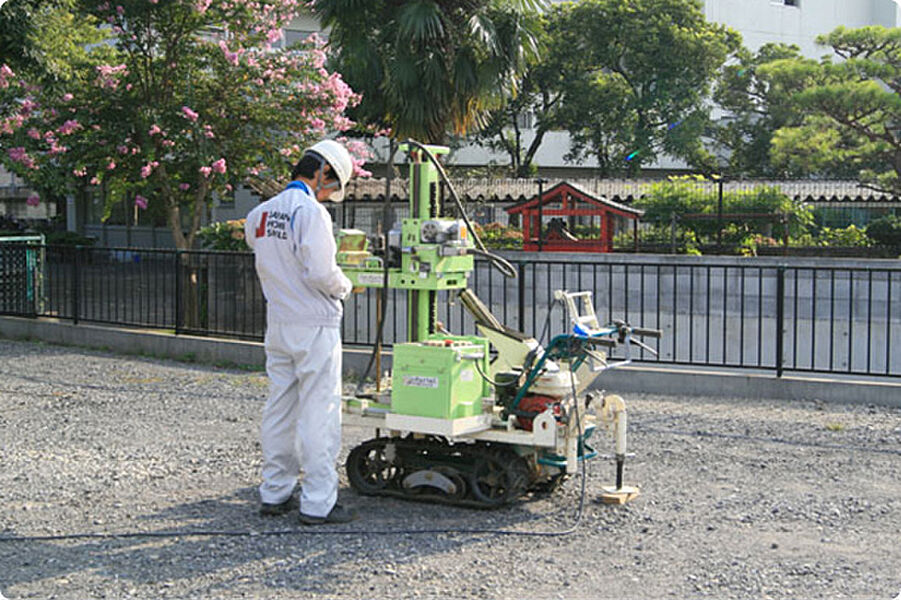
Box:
[245,181,352,328]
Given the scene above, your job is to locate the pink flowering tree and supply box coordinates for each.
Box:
[0,0,369,250]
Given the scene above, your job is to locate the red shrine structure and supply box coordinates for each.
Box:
[506,181,643,253]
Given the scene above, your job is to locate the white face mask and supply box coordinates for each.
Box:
[311,156,344,202]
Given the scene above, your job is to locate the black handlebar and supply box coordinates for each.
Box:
[630,327,663,339]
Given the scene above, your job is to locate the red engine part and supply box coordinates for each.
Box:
[515,395,562,431]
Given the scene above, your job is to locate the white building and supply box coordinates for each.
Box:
[451,0,901,174]
[707,0,900,59]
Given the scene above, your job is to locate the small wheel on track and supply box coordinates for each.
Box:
[435,466,468,501]
[469,454,514,506]
[346,440,399,495]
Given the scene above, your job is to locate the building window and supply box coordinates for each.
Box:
[515,111,534,130]
[780,0,798,6]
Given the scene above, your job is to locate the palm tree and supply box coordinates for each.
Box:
[313,0,544,144]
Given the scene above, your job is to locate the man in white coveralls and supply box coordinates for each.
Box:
[244,139,358,525]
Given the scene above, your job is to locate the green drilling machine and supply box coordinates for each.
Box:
[337,142,661,508]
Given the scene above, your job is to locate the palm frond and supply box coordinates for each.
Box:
[397,1,446,43]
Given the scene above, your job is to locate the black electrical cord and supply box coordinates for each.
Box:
[471,358,518,387]
[2,420,589,543]
[467,247,517,279]
[352,266,390,399]
[354,142,396,398]
[1,393,592,544]
[4,143,583,544]
[354,138,516,396]
[2,346,592,545]
[401,139,517,280]
[536,297,560,347]
[1,451,588,544]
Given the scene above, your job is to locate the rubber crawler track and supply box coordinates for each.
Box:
[346,436,536,509]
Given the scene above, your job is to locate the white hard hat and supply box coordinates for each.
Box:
[305,139,353,202]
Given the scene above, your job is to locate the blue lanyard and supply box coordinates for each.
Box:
[285,180,311,195]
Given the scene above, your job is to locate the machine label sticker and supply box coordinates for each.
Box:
[357,273,383,285]
[460,369,474,382]
[403,376,439,388]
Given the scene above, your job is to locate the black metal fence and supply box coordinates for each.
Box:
[2,242,900,379]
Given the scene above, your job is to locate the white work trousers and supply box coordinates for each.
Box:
[259,323,342,518]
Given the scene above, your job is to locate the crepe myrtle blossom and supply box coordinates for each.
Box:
[20,99,38,116]
[338,138,374,178]
[26,194,40,207]
[8,147,37,170]
[134,194,148,210]
[96,64,127,89]
[181,106,199,122]
[0,116,20,135]
[1,1,361,254]
[0,64,14,89]
[57,120,82,135]
[140,161,159,178]
[48,142,68,156]
[219,40,244,66]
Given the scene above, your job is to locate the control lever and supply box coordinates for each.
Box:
[629,337,658,357]
[631,326,663,338]
[610,320,659,357]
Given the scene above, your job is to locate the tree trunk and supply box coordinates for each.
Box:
[163,180,211,332]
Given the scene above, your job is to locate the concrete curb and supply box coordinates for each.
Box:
[2,315,899,407]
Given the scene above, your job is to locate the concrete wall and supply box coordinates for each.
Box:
[2,315,899,407]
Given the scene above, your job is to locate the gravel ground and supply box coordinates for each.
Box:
[1,338,900,600]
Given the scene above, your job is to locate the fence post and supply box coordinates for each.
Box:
[717,178,724,253]
[536,178,547,252]
[175,250,182,335]
[781,214,789,256]
[776,265,785,377]
[71,245,80,325]
[670,213,678,254]
[517,262,526,332]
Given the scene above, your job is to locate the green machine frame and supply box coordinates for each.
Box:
[339,144,489,420]
[341,143,473,343]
